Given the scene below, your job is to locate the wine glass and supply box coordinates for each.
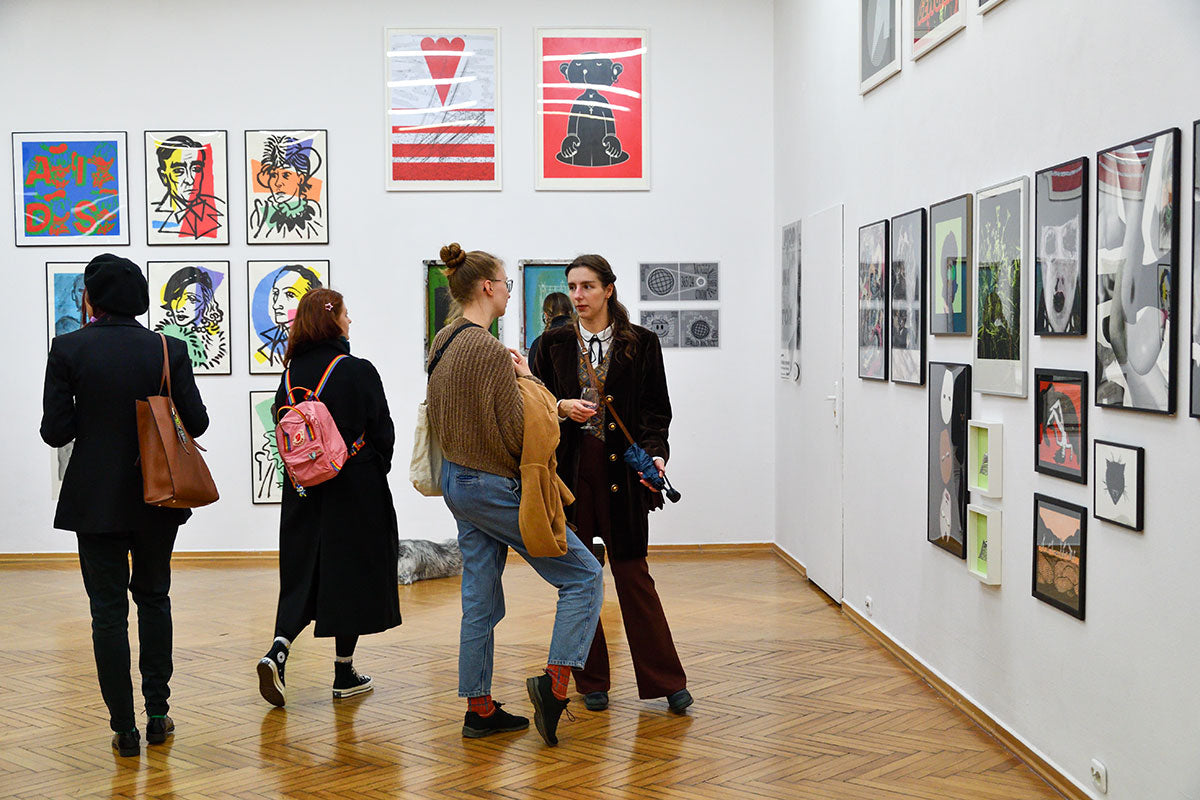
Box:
[581,387,600,411]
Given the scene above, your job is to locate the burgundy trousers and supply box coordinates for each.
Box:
[572,436,686,699]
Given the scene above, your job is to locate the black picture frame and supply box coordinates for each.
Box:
[1094,127,1180,414]
[146,260,233,376]
[1034,156,1088,336]
[1191,119,1200,419]
[928,361,971,558]
[1093,440,1145,532]
[889,207,926,385]
[143,129,230,246]
[1032,494,1087,620]
[858,219,889,380]
[244,128,329,245]
[249,390,283,505]
[929,194,972,335]
[1034,368,1088,484]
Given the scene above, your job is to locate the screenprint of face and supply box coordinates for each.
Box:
[267,164,305,207]
[271,271,311,325]
[940,231,959,313]
[1040,216,1080,332]
[168,281,207,327]
[161,148,206,205]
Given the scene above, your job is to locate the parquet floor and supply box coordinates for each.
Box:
[0,550,1064,799]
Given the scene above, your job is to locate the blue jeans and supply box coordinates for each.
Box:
[442,460,603,697]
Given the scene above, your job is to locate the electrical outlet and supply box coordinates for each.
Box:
[1090,759,1108,793]
[864,596,873,615]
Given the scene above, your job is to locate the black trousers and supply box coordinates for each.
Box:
[76,528,177,732]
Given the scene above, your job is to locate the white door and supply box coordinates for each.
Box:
[798,204,845,602]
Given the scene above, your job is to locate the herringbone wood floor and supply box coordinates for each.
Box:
[0,551,1064,799]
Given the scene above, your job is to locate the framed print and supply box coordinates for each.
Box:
[967,420,1002,498]
[858,220,888,380]
[148,261,231,375]
[1095,128,1180,414]
[13,132,129,246]
[978,0,1012,13]
[1192,120,1200,418]
[250,390,284,504]
[45,262,148,348]
[889,208,926,385]
[1034,368,1087,484]
[639,262,719,302]
[536,28,648,190]
[641,309,680,348]
[423,260,500,357]
[520,260,570,351]
[966,504,1001,585]
[928,361,971,558]
[384,28,500,190]
[245,129,328,243]
[247,260,330,374]
[1035,157,1088,336]
[974,176,1028,397]
[144,130,228,244]
[781,219,802,381]
[1093,440,1144,531]
[860,0,901,94]
[911,0,964,60]
[1032,494,1086,620]
[930,194,972,334]
[681,309,719,348]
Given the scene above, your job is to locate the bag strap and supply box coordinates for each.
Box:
[427,321,481,379]
[313,354,347,399]
[157,334,173,400]
[574,325,636,448]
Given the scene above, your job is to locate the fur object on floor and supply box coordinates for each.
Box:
[397,538,463,584]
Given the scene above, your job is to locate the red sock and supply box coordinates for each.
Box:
[546,664,571,700]
[467,695,495,717]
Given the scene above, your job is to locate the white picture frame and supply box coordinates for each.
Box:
[144,130,229,245]
[966,420,1003,498]
[966,504,1002,585]
[860,0,902,94]
[910,0,966,60]
[972,176,1029,397]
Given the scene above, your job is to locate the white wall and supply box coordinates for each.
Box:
[0,0,776,553]
[774,2,1200,799]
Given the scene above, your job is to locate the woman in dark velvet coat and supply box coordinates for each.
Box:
[530,254,692,715]
[256,288,401,708]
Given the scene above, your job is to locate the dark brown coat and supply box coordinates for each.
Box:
[530,324,671,561]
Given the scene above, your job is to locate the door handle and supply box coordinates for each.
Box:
[824,395,836,401]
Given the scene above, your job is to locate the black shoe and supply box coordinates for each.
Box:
[257,640,288,707]
[111,729,140,757]
[590,539,606,566]
[145,715,174,744]
[462,701,530,738]
[667,688,693,714]
[526,672,572,747]
[332,662,374,699]
[584,691,609,711]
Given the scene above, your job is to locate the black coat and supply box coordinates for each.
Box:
[41,316,209,533]
[530,324,671,561]
[272,338,401,637]
[527,314,573,368]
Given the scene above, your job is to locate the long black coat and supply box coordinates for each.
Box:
[530,324,671,561]
[41,316,209,533]
[272,338,401,637]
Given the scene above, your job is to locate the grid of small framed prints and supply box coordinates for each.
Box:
[638,262,720,349]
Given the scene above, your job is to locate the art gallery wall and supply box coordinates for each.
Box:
[773,2,1200,799]
[0,0,776,553]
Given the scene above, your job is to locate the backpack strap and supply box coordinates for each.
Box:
[427,321,481,378]
[313,354,348,399]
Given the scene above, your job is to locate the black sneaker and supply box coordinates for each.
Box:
[145,715,174,744]
[462,701,530,738]
[584,691,609,711]
[257,640,288,707]
[667,688,694,714]
[111,729,140,757]
[332,662,373,699]
[526,672,573,746]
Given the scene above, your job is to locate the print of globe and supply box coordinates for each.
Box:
[689,319,712,339]
[647,268,676,296]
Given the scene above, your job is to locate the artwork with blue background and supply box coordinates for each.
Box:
[520,261,570,350]
[15,133,128,246]
[246,260,329,374]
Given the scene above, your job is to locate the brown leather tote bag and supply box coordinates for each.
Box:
[136,334,219,508]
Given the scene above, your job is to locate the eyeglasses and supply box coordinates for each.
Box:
[489,277,513,292]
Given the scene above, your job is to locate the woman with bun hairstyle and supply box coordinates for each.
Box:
[529,254,691,715]
[256,288,401,708]
[426,243,602,746]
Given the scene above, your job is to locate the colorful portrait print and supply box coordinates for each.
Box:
[930,194,971,335]
[928,362,971,558]
[1095,128,1180,414]
[13,132,129,246]
[145,131,228,245]
[148,261,230,375]
[247,260,328,374]
[858,220,888,380]
[537,29,648,190]
[1033,494,1086,620]
[1035,157,1087,336]
[1034,369,1087,484]
[246,130,328,243]
[250,391,284,504]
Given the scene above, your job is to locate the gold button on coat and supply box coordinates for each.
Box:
[608,453,617,462]
[610,484,619,493]
[607,422,616,431]
[605,395,614,403]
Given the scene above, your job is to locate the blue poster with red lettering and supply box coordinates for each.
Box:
[12,132,129,246]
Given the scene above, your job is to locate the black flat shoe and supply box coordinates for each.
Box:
[146,715,174,744]
[526,673,573,746]
[667,688,694,714]
[111,729,140,757]
[462,702,530,738]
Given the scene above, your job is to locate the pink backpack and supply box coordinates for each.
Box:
[275,355,364,497]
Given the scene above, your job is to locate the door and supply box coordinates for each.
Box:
[798,204,845,602]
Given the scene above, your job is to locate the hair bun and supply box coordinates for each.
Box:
[440,242,466,269]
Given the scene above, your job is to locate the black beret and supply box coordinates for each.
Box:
[84,253,149,317]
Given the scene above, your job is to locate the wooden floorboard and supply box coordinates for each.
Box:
[0,551,1066,799]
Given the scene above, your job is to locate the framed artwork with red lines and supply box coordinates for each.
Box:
[384,28,501,191]
[536,28,649,190]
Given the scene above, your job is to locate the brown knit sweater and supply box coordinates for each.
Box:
[426,321,527,478]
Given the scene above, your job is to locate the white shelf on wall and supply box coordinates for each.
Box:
[966,504,1002,586]
[967,421,1003,498]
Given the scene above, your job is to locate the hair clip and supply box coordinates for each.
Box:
[324,302,333,311]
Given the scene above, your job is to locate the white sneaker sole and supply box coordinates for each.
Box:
[257,658,286,707]
[332,677,374,699]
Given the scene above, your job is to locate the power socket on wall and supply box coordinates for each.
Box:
[1090,759,1108,793]
[864,595,873,616]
